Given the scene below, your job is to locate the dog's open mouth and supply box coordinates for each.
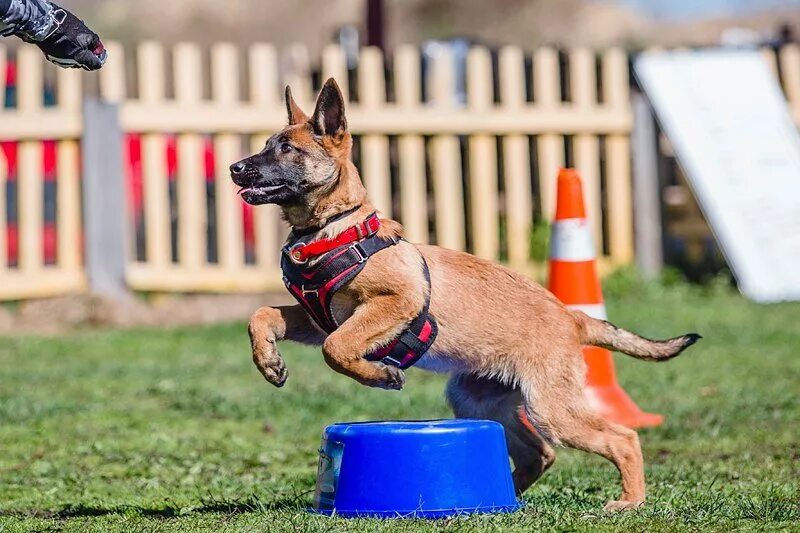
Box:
[237,183,288,205]
[237,184,285,196]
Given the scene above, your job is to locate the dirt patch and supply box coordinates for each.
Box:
[0,292,295,335]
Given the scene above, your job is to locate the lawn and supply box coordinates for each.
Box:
[0,274,798,532]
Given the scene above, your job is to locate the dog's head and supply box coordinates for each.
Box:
[229,78,351,207]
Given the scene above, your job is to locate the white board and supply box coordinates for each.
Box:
[635,49,800,302]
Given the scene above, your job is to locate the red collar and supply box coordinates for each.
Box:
[287,212,381,264]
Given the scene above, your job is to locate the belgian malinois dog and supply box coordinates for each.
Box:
[230,78,700,511]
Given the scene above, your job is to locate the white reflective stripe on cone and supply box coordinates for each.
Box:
[549,218,596,262]
[566,303,608,320]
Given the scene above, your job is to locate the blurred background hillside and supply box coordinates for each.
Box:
[57,0,800,53]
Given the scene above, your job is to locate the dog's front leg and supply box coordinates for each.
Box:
[322,295,417,390]
[249,305,326,387]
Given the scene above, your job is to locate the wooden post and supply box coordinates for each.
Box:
[56,67,82,273]
[82,99,130,298]
[212,43,245,271]
[631,92,663,278]
[359,47,392,216]
[427,46,466,251]
[0,44,6,273]
[467,46,499,261]
[603,48,634,266]
[366,0,385,50]
[500,46,533,270]
[395,45,429,244]
[249,43,282,276]
[17,47,44,274]
[534,46,564,222]
[174,43,206,271]
[570,48,603,253]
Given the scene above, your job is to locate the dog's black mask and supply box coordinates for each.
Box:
[229,134,311,206]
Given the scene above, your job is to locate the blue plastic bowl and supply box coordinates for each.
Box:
[311,419,521,518]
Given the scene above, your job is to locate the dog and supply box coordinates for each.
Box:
[230,78,700,511]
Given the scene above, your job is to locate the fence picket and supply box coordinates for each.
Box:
[283,44,312,111]
[534,46,564,221]
[56,141,81,270]
[428,46,465,251]
[0,44,6,271]
[359,47,392,216]
[0,44,5,99]
[0,154,5,271]
[249,44,282,273]
[321,44,348,100]
[779,44,800,112]
[57,66,82,271]
[17,47,43,272]
[100,42,126,102]
[500,46,532,269]
[603,48,633,265]
[174,43,206,271]
[761,47,778,77]
[138,42,171,268]
[570,47,603,253]
[395,45,428,244]
[249,44,280,107]
[212,43,244,271]
[467,46,498,260]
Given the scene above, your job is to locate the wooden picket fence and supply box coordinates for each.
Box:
[1,42,799,300]
[0,45,84,300]
[96,41,635,293]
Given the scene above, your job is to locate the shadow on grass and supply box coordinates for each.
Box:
[0,493,311,520]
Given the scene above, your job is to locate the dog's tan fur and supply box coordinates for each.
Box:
[236,79,700,511]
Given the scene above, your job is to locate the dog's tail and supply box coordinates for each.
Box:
[572,310,701,361]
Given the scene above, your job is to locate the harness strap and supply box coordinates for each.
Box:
[366,256,437,369]
[282,234,397,333]
[281,213,438,370]
[288,213,380,264]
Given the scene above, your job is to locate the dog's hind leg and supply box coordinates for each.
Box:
[249,305,326,387]
[516,347,646,511]
[510,405,557,494]
[445,373,555,495]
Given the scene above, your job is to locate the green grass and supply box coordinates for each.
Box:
[1,274,798,531]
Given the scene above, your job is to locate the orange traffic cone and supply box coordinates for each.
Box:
[548,168,663,429]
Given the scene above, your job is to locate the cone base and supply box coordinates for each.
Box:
[584,385,664,429]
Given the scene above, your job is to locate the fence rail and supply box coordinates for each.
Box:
[1,42,799,300]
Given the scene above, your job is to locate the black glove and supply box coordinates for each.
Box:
[25,3,106,71]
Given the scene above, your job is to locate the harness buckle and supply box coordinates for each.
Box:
[288,243,308,264]
[381,355,403,367]
[350,243,368,264]
[301,285,318,297]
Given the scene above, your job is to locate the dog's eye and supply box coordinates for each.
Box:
[279,143,293,154]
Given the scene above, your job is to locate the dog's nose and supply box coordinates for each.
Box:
[230,162,246,175]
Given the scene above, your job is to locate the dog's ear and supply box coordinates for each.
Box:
[311,78,347,137]
[285,86,309,126]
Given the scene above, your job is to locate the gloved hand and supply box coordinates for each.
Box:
[22,3,106,71]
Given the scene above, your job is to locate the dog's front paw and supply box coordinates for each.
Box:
[253,344,288,387]
[374,363,405,390]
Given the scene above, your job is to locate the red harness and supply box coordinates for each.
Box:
[281,212,438,369]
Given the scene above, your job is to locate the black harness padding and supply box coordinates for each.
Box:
[281,214,438,369]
